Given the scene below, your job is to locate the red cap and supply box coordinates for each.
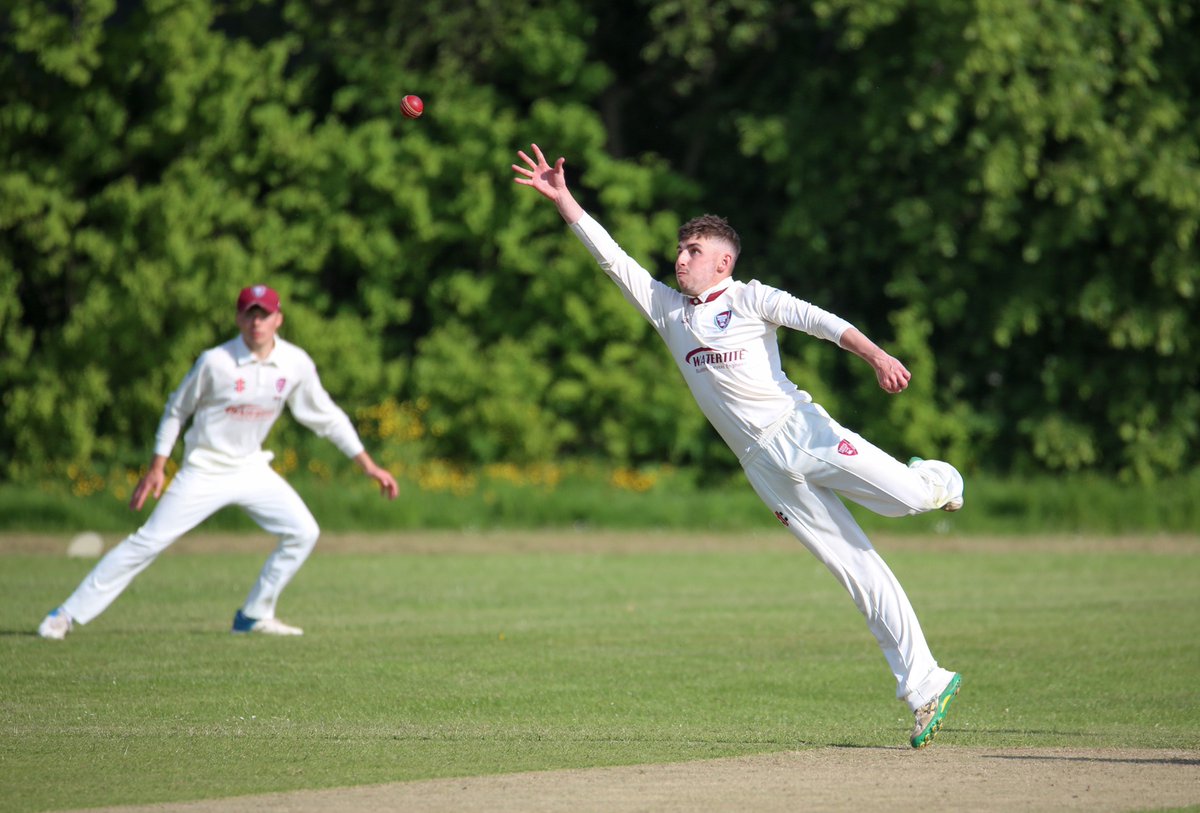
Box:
[237,285,281,314]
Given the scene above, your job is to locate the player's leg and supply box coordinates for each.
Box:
[792,402,963,516]
[53,466,230,628]
[233,462,320,625]
[741,444,956,712]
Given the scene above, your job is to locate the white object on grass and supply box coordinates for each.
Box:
[66,532,104,559]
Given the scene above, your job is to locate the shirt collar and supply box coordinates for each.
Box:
[234,335,279,366]
[688,283,730,306]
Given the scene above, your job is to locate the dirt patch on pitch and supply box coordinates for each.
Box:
[70,747,1200,813]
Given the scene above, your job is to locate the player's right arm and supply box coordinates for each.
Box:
[130,353,211,510]
[513,144,671,327]
[129,454,169,511]
[152,353,210,458]
[512,143,585,224]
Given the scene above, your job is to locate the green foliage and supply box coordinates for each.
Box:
[2,0,1200,483]
[727,0,1200,477]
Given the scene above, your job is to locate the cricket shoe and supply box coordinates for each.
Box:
[231,609,303,636]
[910,672,962,749]
[907,457,965,512]
[38,607,73,640]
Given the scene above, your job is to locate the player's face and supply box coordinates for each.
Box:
[675,235,734,297]
[237,306,283,355]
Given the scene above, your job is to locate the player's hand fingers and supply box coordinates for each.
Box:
[130,479,151,510]
[878,371,903,393]
[381,476,398,500]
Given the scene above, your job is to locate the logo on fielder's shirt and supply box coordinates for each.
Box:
[837,439,858,456]
[235,378,246,393]
[225,404,275,421]
[684,346,746,371]
[275,377,287,393]
[714,310,731,331]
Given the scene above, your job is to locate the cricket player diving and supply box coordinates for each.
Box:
[514,143,964,748]
[38,285,398,640]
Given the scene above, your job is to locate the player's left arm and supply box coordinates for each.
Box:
[838,327,911,394]
[754,283,910,395]
[352,450,398,500]
[287,361,399,499]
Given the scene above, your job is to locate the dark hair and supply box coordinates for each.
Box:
[678,214,741,258]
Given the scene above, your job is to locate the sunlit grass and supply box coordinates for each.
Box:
[2,535,1197,811]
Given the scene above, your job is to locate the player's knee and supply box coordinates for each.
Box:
[293,517,320,549]
[122,531,178,560]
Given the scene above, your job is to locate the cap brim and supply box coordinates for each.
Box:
[238,300,279,313]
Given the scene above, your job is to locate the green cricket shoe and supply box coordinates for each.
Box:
[910,672,962,749]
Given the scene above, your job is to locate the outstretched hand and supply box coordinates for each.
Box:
[512,144,584,223]
[512,144,565,200]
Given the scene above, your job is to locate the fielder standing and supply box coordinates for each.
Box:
[38,285,398,639]
[513,144,964,748]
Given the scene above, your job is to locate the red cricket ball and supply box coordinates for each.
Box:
[401,95,424,119]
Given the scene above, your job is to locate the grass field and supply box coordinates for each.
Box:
[6,466,1200,535]
[1,531,1198,812]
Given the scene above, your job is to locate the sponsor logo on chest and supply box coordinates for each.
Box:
[684,346,747,371]
[225,404,276,421]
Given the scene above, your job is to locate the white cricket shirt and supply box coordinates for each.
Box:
[153,335,365,469]
[571,213,854,457]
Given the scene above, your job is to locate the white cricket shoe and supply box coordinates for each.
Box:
[908,457,965,512]
[38,607,73,640]
[231,609,303,636]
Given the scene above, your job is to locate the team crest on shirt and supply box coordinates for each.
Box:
[714,310,731,331]
[275,377,287,393]
[837,439,858,456]
[235,378,245,392]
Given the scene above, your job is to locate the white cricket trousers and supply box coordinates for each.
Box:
[739,402,960,711]
[61,459,320,626]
